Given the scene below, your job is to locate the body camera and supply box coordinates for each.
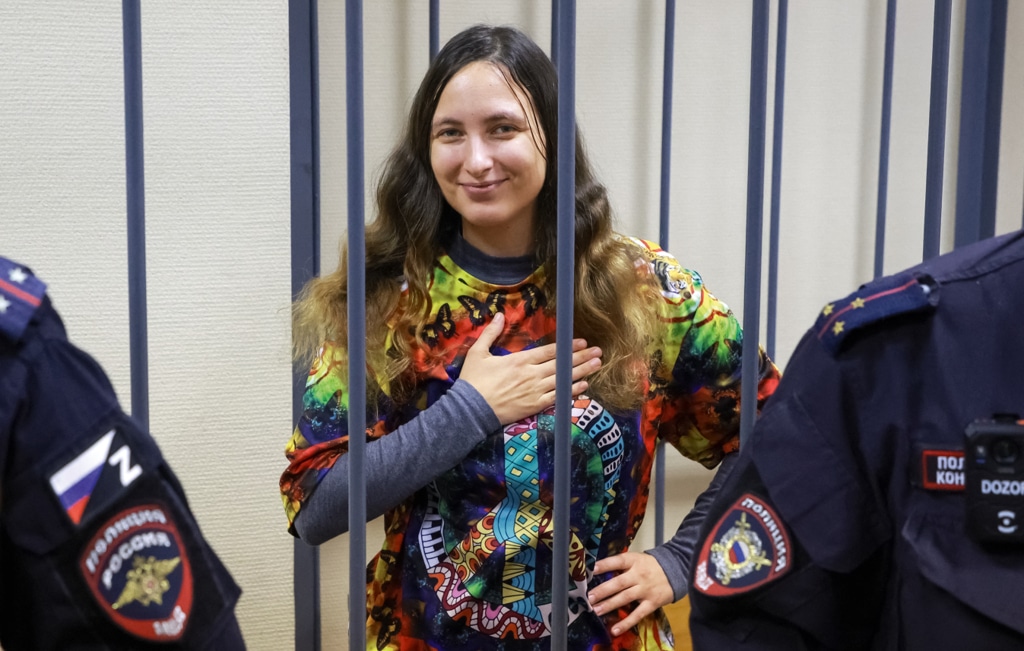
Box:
[965,417,1024,544]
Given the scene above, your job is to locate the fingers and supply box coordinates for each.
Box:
[589,555,633,606]
[594,555,628,575]
[538,380,590,406]
[608,603,652,637]
[533,345,602,377]
[589,552,674,637]
[590,577,652,636]
[467,312,504,355]
[518,337,589,364]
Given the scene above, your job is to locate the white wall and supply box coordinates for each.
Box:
[3,1,1023,649]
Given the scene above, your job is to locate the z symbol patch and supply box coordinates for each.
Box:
[79,504,193,642]
[49,428,143,525]
[693,493,792,597]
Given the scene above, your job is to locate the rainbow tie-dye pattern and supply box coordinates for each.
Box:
[281,238,780,650]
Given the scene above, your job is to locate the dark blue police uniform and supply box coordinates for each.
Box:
[0,257,246,650]
[687,230,1024,649]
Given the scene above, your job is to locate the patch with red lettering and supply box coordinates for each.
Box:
[79,504,193,641]
[919,449,965,491]
[693,493,792,597]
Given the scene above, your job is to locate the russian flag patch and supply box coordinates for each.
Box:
[49,429,143,525]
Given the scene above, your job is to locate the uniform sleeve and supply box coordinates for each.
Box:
[1,298,245,650]
[0,346,25,492]
[686,332,890,650]
[636,240,780,468]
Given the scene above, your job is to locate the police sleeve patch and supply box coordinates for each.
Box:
[692,493,792,597]
[79,503,193,642]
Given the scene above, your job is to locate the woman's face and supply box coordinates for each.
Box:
[429,61,547,257]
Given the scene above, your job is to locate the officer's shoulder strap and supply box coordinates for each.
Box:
[0,256,48,343]
[812,270,939,356]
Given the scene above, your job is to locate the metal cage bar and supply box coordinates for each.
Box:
[430,0,440,61]
[653,0,677,547]
[740,0,770,446]
[922,0,952,261]
[345,1,368,650]
[552,1,577,647]
[122,0,149,430]
[874,0,897,279]
[765,0,788,361]
[954,0,1007,249]
[288,0,322,648]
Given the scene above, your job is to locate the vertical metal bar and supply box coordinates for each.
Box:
[740,0,770,447]
[122,0,148,430]
[765,0,787,361]
[429,0,440,61]
[345,1,367,650]
[654,0,676,547]
[553,1,575,647]
[288,0,321,648]
[954,0,1007,248]
[874,0,897,279]
[922,0,952,261]
[657,0,676,250]
[551,0,560,67]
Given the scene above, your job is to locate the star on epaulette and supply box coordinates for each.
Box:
[0,256,47,342]
[813,271,938,355]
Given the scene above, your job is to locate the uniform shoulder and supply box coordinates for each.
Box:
[812,270,938,356]
[0,256,48,343]
[919,228,1024,285]
[812,230,1024,356]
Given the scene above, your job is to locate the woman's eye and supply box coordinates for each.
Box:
[436,128,461,139]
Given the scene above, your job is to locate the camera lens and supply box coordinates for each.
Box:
[992,438,1020,465]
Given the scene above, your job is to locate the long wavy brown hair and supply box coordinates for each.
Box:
[293,24,661,412]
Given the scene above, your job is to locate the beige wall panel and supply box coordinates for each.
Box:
[997,2,1024,234]
[139,2,293,649]
[1,0,131,400]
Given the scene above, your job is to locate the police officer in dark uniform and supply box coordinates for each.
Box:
[686,229,1024,649]
[0,256,246,650]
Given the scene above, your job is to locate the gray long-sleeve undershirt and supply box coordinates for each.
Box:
[293,380,500,545]
[646,450,738,600]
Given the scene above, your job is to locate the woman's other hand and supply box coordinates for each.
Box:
[459,312,602,425]
[589,552,675,637]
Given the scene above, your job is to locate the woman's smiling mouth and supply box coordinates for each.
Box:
[461,180,506,196]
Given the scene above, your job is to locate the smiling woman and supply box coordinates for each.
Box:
[280,23,779,651]
[429,61,547,257]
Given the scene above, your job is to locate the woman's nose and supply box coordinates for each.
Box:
[464,136,493,175]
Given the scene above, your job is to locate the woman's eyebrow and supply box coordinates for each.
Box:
[432,110,528,130]
[483,110,527,123]
[431,116,462,129]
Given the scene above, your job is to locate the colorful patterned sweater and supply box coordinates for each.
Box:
[280,237,780,650]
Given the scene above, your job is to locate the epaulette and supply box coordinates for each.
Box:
[813,270,938,355]
[0,256,48,342]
